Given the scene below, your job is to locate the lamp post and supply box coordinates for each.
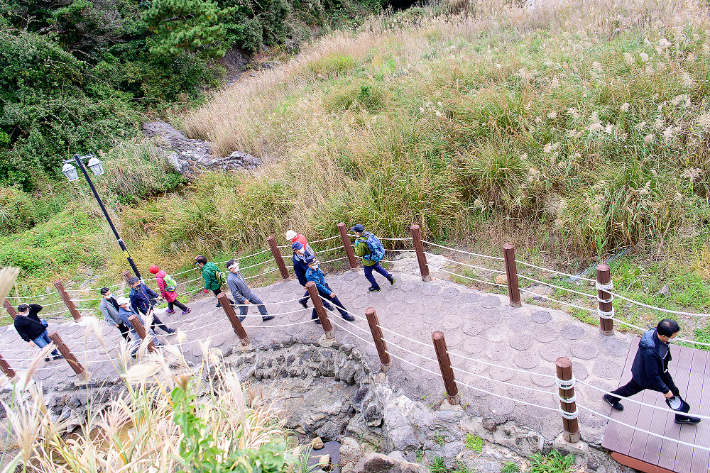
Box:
[62,154,142,280]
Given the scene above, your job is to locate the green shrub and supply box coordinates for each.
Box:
[529,451,575,473]
[501,461,520,473]
[464,433,483,452]
[309,53,356,78]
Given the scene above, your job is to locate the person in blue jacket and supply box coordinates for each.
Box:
[305,256,354,323]
[128,277,175,334]
[116,297,161,357]
[604,319,700,424]
[292,241,333,312]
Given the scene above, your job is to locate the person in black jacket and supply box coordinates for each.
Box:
[604,319,700,424]
[14,304,62,361]
[128,277,175,334]
[292,242,333,311]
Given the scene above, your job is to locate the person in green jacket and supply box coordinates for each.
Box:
[351,223,396,292]
[195,255,234,308]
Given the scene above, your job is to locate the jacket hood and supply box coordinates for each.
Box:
[639,328,658,349]
[156,270,167,278]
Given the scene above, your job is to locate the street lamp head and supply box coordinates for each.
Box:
[87,156,104,176]
[62,162,79,182]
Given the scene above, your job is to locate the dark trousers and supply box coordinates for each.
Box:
[311,283,347,319]
[300,289,333,310]
[168,299,188,311]
[213,288,234,305]
[237,294,268,316]
[610,378,690,422]
[364,262,392,289]
[117,322,130,340]
[148,313,172,333]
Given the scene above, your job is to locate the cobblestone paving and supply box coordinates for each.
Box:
[0,253,632,444]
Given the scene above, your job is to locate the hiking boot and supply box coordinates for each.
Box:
[313,318,321,325]
[299,299,309,309]
[52,354,63,360]
[239,316,246,322]
[675,415,701,425]
[604,394,624,411]
[342,313,355,322]
[389,277,396,285]
[164,328,176,334]
[216,302,222,308]
[44,357,52,362]
[368,286,381,292]
[262,315,275,322]
[182,308,191,315]
[165,309,176,314]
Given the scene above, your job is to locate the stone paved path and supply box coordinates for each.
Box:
[0,253,632,445]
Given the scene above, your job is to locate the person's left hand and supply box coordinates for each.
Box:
[664,391,674,399]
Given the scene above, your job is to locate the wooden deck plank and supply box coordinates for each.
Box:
[674,347,703,473]
[643,373,677,467]
[628,386,658,460]
[657,344,694,471]
[602,337,639,453]
[690,349,710,473]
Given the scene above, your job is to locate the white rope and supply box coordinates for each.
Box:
[384,249,416,253]
[436,267,507,289]
[424,252,505,274]
[308,235,341,245]
[451,365,557,397]
[514,260,597,282]
[518,287,597,313]
[242,319,314,329]
[421,241,505,261]
[321,256,348,265]
[558,392,576,403]
[597,294,613,304]
[610,291,710,318]
[243,267,280,280]
[379,237,413,241]
[515,274,597,299]
[577,404,710,451]
[559,409,579,419]
[596,281,614,291]
[330,318,382,350]
[598,307,614,320]
[556,375,576,389]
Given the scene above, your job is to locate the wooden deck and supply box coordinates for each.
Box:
[602,337,710,473]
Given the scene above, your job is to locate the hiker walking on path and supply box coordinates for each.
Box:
[604,319,701,425]
[305,256,354,323]
[292,240,334,311]
[351,224,396,292]
[116,297,160,357]
[99,288,130,340]
[149,265,191,315]
[14,303,62,361]
[226,260,274,323]
[286,230,307,247]
[195,255,234,308]
[128,277,175,334]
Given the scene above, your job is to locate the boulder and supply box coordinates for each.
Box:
[352,453,429,473]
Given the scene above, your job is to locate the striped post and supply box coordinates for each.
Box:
[49,332,89,381]
[53,281,82,322]
[597,264,614,336]
[267,236,290,280]
[556,357,580,443]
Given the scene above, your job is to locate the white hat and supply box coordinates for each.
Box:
[285,230,297,240]
[117,297,130,306]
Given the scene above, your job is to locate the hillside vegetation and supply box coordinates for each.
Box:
[3,0,710,320]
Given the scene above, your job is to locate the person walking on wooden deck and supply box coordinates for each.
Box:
[225,259,274,323]
[351,224,395,292]
[604,319,701,424]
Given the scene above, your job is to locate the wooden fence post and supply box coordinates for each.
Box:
[48,332,90,381]
[503,243,521,308]
[337,223,359,270]
[267,236,290,280]
[410,225,431,282]
[127,315,158,353]
[2,300,16,320]
[432,331,459,405]
[556,357,580,443]
[596,264,614,336]
[306,282,333,339]
[218,293,250,347]
[122,271,132,283]
[0,353,17,381]
[53,281,82,322]
[365,307,391,372]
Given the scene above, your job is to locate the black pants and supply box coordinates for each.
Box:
[148,312,172,333]
[213,288,234,305]
[610,378,690,422]
[117,322,130,340]
[300,289,333,310]
[311,283,347,319]
[168,299,188,311]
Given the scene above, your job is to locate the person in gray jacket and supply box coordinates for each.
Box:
[116,297,160,356]
[226,260,274,323]
[99,288,130,340]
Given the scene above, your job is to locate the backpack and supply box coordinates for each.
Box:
[215,270,227,287]
[163,274,178,292]
[363,232,385,262]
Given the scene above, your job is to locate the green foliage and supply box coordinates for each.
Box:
[464,433,483,452]
[434,432,446,446]
[143,0,231,58]
[529,451,575,473]
[501,461,520,473]
[429,456,447,473]
[171,381,291,472]
[309,53,356,77]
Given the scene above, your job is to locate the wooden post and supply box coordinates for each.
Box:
[267,235,290,280]
[306,282,333,338]
[503,243,521,308]
[596,264,614,336]
[122,271,132,283]
[218,293,250,346]
[410,225,431,282]
[365,307,391,371]
[48,332,89,381]
[2,300,17,320]
[0,353,17,380]
[127,315,158,353]
[337,223,359,270]
[432,331,459,405]
[556,357,580,443]
[53,281,82,322]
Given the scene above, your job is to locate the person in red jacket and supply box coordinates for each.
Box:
[286,230,307,247]
[149,265,191,315]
